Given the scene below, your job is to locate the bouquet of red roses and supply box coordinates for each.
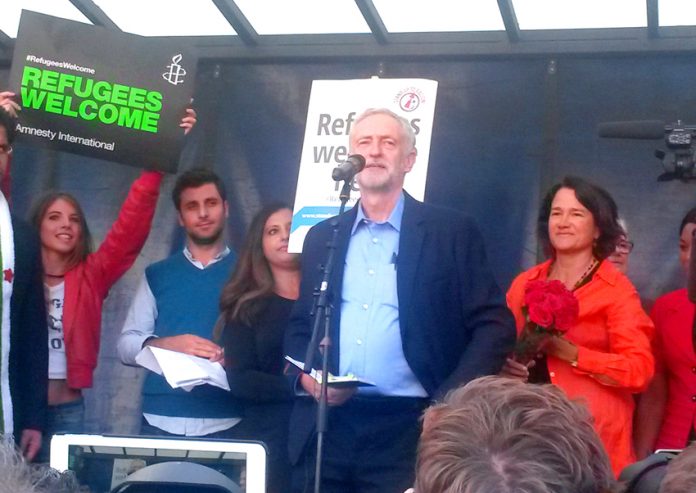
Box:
[513,279,579,364]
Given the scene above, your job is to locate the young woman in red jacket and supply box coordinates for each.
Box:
[29,109,195,462]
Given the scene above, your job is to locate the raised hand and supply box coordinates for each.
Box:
[0,91,20,118]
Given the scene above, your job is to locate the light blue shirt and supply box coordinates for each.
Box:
[339,194,427,397]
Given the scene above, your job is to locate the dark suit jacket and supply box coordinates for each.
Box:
[284,193,516,463]
[9,215,47,437]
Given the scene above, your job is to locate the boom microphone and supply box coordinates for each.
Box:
[331,154,366,182]
[597,120,666,140]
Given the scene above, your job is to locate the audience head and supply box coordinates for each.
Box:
[0,107,16,145]
[659,443,696,493]
[414,376,616,493]
[30,192,93,269]
[217,203,297,330]
[0,108,16,177]
[349,108,417,194]
[678,206,696,271]
[172,168,228,246]
[607,218,633,274]
[538,176,623,260]
[0,436,84,493]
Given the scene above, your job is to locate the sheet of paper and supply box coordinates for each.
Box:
[284,355,375,387]
[136,346,230,392]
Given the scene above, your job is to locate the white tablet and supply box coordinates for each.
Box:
[49,434,267,493]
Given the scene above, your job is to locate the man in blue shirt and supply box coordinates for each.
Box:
[285,108,516,492]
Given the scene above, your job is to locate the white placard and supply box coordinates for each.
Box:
[289,78,438,252]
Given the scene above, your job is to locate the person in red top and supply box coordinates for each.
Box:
[503,176,654,476]
[634,206,696,459]
[12,96,196,461]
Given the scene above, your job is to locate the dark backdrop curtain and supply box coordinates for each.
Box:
[0,53,694,432]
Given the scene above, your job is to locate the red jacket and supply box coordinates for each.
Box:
[650,289,696,450]
[507,259,654,476]
[63,171,161,389]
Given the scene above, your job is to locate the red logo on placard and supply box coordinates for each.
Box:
[399,92,420,112]
[395,87,426,112]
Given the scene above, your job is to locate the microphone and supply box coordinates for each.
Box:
[597,120,666,140]
[331,154,366,182]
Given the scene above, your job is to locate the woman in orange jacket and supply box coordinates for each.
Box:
[503,176,654,476]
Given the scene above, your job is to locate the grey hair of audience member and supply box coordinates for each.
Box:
[414,376,617,493]
[659,442,696,493]
[0,436,85,493]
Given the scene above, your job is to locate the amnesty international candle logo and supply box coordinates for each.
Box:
[163,54,187,86]
[8,11,197,173]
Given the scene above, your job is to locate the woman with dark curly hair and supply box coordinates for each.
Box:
[502,176,654,475]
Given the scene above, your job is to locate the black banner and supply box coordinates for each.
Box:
[8,10,197,173]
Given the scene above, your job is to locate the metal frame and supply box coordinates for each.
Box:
[497,0,521,43]
[212,0,258,46]
[69,0,121,30]
[355,0,389,45]
[2,0,696,67]
[647,0,660,39]
[0,30,12,52]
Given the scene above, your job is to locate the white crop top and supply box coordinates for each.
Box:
[45,282,67,379]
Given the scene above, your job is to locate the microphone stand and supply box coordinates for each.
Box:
[303,178,355,493]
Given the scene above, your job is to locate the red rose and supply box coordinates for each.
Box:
[524,280,548,306]
[545,280,568,295]
[553,300,579,332]
[528,302,553,327]
[525,280,546,291]
[525,291,545,307]
[546,293,565,311]
[523,279,579,331]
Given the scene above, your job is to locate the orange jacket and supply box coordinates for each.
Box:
[507,259,654,476]
[63,171,161,389]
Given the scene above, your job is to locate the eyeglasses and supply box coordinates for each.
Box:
[615,240,634,254]
[0,143,12,156]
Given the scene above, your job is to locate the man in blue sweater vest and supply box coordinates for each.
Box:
[118,168,241,437]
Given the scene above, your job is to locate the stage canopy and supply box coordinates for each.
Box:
[3,0,696,65]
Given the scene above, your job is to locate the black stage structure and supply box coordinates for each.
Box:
[0,0,694,443]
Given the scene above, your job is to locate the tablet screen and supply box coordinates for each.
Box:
[50,434,266,493]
